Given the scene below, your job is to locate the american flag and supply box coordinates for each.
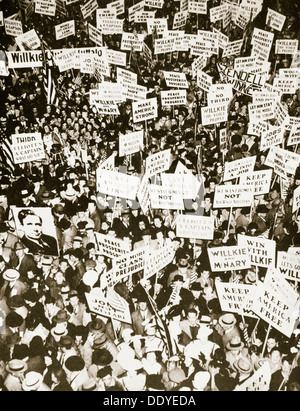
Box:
[107,287,129,312]
[44,67,59,106]
[0,135,14,172]
[39,38,59,106]
[135,283,174,357]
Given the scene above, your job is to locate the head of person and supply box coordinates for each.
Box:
[187,308,198,326]
[270,348,282,366]
[87,200,97,215]
[68,291,79,309]
[18,210,43,241]
[281,355,294,375]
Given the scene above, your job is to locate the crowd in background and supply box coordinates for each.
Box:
[0,0,299,391]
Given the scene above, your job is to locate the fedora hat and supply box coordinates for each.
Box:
[60,285,70,296]
[41,256,53,266]
[22,372,43,391]
[92,348,113,366]
[6,359,27,374]
[233,357,254,375]
[93,333,108,349]
[64,184,77,199]
[59,335,74,349]
[65,356,85,372]
[41,191,54,200]
[7,295,24,309]
[81,378,98,391]
[20,188,32,198]
[88,317,106,334]
[6,312,23,328]
[245,270,256,284]
[23,289,39,303]
[5,333,21,348]
[219,313,237,329]
[3,269,20,282]
[226,336,244,351]
[50,323,68,338]
[52,310,70,324]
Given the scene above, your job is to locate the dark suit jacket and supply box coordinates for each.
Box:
[89,210,101,233]
[21,234,59,256]
[112,219,132,239]
[13,254,37,280]
[131,309,153,335]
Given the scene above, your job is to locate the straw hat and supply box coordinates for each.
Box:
[6,359,27,374]
[226,336,244,351]
[3,269,20,282]
[233,357,254,375]
[218,313,237,329]
[22,372,43,391]
[50,323,68,338]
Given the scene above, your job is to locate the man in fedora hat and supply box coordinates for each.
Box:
[57,335,78,369]
[12,242,37,281]
[52,309,76,340]
[66,290,91,327]
[22,371,50,391]
[92,333,119,362]
[4,359,28,391]
[131,298,153,336]
[0,311,25,346]
[88,347,124,380]
[81,317,107,366]
[233,356,254,385]
[158,274,194,315]
[64,355,89,391]
[0,269,28,301]
[225,336,249,371]
[133,228,158,251]
[217,313,241,348]
[166,254,193,288]
[112,209,133,240]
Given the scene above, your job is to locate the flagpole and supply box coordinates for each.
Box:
[111,319,118,341]
[261,324,272,358]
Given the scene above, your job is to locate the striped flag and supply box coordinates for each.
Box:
[107,287,129,312]
[39,38,59,106]
[0,135,14,172]
[135,283,173,357]
[190,268,198,284]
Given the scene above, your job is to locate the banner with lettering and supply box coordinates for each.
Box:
[11,133,45,164]
[208,246,251,272]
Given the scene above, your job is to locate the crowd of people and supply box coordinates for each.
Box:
[0,0,300,392]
